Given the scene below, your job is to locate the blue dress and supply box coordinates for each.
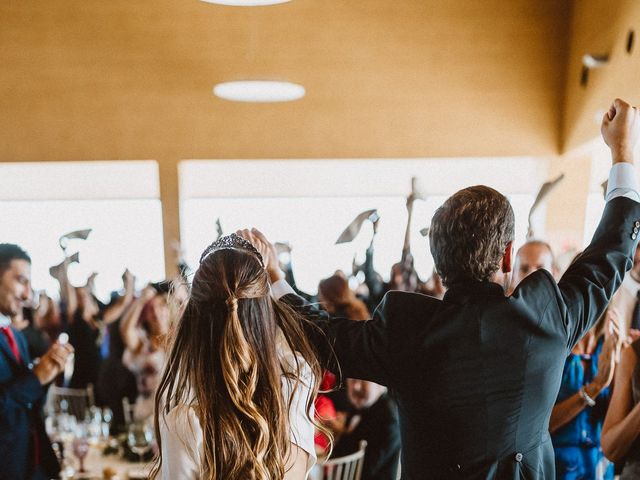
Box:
[551,338,613,480]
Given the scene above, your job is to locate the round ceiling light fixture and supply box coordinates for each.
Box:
[213,81,305,103]
[200,0,291,6]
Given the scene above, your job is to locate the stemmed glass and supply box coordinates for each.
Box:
[45,412,77,478]
[72,424,90,473]
[58,413,77,446]
[86,407,103,446]
[101,408,113,440]
[127,422,154,464]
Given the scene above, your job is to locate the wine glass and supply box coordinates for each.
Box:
[72,424,90,473]
[102,407,113,424]
[45,414,59,442]
[101,407,113,441]
[58,414,77,446]
[45,414,64,465]
[127,422,153,464]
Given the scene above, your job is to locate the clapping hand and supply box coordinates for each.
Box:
[593,309,625,391]
[606,308,626,362]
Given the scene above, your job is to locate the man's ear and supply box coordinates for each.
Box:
[502,241,514,273]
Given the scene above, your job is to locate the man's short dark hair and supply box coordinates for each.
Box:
[429,186,515,287]
[0,244,31,275]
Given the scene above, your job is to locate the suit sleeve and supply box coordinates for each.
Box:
[0,331,45,418]
[280,292,395,386]
[556,197,640,349]
[0,367,45,416]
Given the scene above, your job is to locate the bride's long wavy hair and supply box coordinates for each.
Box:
[150,241,324,479]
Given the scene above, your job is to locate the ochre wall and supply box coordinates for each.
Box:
[563,0,640,151]
[0,1,570,162]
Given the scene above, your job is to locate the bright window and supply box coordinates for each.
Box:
[180,158,544,294]
[0,161,165,300]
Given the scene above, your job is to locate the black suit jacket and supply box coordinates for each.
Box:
[0,327,59,480]
[284,197,640,479]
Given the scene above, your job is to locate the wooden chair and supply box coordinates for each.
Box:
[316,440,367,480]
[45,384,94,420]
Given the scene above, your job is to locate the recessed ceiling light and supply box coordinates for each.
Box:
[200,0,291,6]
[213,81,305,103]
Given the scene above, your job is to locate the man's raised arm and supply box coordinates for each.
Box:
[555,99,640,349]
[237,228,395,386]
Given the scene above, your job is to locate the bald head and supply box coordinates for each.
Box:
[511,241,555,289]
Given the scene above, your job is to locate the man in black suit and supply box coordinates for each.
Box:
[0,244,73,480]
[333,378,401,480]
[241,98,640,479]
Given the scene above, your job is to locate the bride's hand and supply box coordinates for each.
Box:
[237,228,284,282]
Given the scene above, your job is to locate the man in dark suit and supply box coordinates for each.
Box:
[241,99,640,479]
[333,378,401,480]
[0,244,73,480]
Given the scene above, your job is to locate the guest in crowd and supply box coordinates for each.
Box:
[50,256,103,389]
[600,245,640,478]
[121,281,170,421]
[362,251,419,309]
[66,284,102,389]
[97,269,138,430]
[607,244,640,333]
[245,97,640,479]
[362,244,386,311]
[152,233,322,479]
[419,269,446,299]
[0,244,73,480]
[12,305,51,361]
[601,336,640,478]
[510,240,558,288]
[313,372,345,455]
[318,274,369,321]
[332,378,401,480]
[33,291,62,345]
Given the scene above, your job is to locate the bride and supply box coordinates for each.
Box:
[150,233,324,479]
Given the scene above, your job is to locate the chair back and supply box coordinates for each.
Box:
[122,397,137,425]
[318,440,367,480]
[46,384,94,420]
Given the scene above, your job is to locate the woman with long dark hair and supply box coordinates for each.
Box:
[151,233,323,479]
[318,274,369,321]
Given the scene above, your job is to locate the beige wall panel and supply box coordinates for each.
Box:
[563,0,640,152]
[0,1,569,161]
[545,151,592,250]
[158,159,181,278]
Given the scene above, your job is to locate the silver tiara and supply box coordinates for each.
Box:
[199,233,264,268]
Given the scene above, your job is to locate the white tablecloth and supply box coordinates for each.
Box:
[60,445,151,480]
